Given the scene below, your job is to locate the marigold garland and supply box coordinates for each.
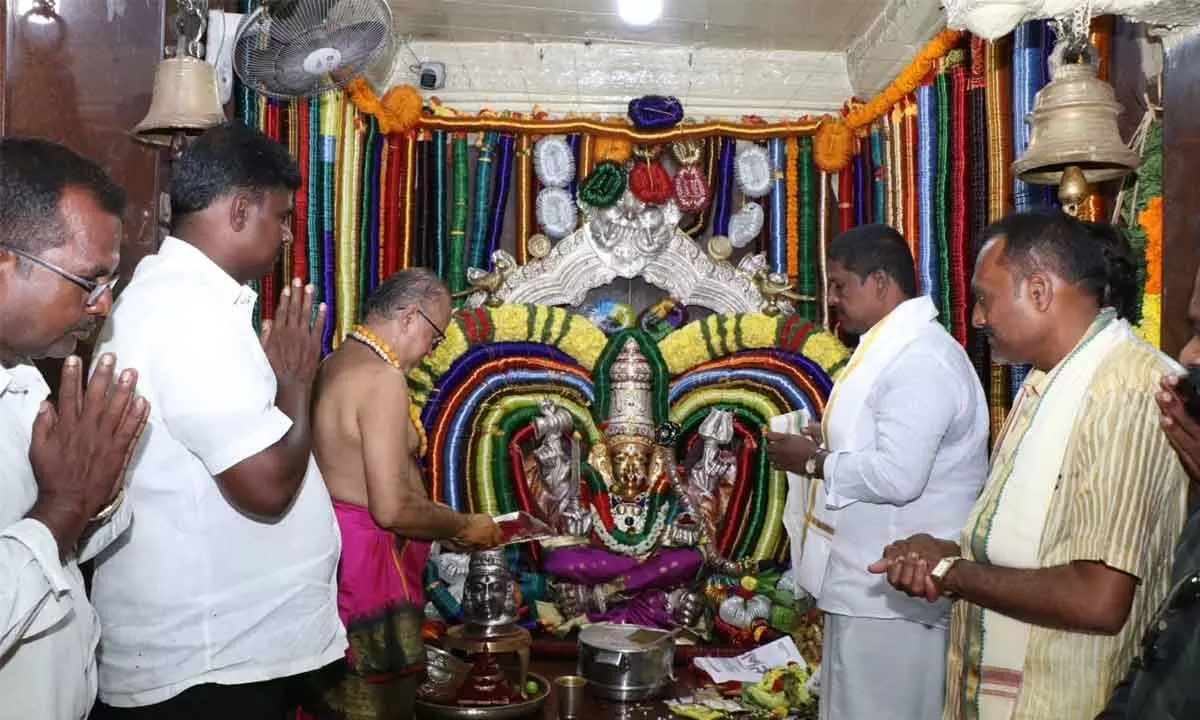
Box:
[1135,196,1163,347]
[813,115,855,173]
[594,135,633,163]
[785,138,800,281]
[345,30,962,175]
[345,79,423,135]
[1138,196,1162,295]
[845,31,965,131]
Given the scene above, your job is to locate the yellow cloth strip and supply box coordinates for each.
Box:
[402,133,416,269]
[889,105,904,236]
[378,136,390,284]
[420,115,820,140]
[516,133,533,263]
[579,132,594,180]
[985,37,1014,438]
[334,97,361,345]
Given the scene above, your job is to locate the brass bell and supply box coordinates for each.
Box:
[133,54,226,147]
[1011,56,1138,207]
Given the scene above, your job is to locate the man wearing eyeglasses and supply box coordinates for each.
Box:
[310,267,502,720]
[88,124,345,719]
[1097,267,1200,719]
[0,137,150,720]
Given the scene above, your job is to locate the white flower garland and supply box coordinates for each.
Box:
[735,143,773,198]
[536,187,577,239]
[533,135,575,188]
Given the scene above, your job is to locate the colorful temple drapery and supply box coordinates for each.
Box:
[232,21,1158,445]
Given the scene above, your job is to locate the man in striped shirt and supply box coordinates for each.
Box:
[872,212,1188,720]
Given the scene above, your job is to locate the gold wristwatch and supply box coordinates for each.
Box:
[931,555,962,588]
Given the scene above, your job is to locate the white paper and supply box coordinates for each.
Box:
[692,636,806,684]
[768,408,811,436]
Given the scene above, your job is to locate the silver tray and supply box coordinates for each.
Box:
[415,671,549,720]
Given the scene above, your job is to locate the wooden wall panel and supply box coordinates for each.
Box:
[2,0,166,276]
[1163,34,1200,358]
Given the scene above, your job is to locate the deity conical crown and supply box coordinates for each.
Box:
[605,338,655,440]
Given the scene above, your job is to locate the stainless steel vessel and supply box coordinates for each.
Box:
[577,623,676,702]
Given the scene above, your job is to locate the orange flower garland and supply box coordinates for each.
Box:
[785,137,800,280]
[1138,196,1162,295]
[808,30,964,173]
[813,114,856,172]
[346,79,423,134]
[595,135,633,163]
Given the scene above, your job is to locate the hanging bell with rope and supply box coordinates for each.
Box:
[1011,32,1138,215]
[133,0,225,151]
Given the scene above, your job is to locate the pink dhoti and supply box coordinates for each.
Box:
[333,499,431,681]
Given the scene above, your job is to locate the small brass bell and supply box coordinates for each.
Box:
[1011,55,1138,205]
[133,54,226,148]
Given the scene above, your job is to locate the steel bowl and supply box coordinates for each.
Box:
[578,623,676,702]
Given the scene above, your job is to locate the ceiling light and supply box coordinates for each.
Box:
[617,0,662,26]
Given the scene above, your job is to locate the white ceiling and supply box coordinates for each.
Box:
[386,0,892,52]
[378,0,1200,117]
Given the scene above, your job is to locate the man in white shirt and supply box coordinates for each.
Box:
[90,124,346,718]
[0,137,149,720]
[766,224,989,720]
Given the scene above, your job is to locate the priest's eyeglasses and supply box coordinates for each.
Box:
[415,307,446,349]
[2,245,118,307]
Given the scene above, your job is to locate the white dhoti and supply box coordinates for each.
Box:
[819,613,947,720]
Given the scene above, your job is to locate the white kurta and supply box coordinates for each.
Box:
[819,296,988,624]
[0,363,132,720]
[805,297,988,719]
[91,237,345,708]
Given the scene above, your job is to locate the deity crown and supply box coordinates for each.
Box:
[605,338,655,440]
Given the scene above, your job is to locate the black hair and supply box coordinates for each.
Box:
[0,137,125,254]
[827,223,918,298]
[362,268,447,320]
[169,122,300,229]
[980,209,1139,322]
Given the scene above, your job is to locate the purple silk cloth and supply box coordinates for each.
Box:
[592,590,673,627]
[544,547,704,629]
[543,546,703,593]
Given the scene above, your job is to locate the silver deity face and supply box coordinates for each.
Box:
[462,549,517,632]
[584,190,682,277]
